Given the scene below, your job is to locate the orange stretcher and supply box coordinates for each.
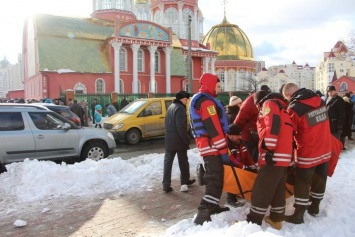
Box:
[222,165,294,201]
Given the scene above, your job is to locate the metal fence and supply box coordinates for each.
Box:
[71,91,251,116]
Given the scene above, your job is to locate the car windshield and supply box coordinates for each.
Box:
[119,100,147,114]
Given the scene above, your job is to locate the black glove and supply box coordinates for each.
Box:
[265,150,276,166]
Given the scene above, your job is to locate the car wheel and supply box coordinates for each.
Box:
[125,128,141,145]
[81,141,108,161]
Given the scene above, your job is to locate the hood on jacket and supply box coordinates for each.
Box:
[290,88,322,108]
[199,73,219,97]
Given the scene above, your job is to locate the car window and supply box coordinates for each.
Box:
[120,100,147,114]
[165,100,173,110]
[0,112,24,131]
[29,112,66,130]
[145,101,162,115]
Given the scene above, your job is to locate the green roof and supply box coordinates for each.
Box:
[170,48,187,77]
[35,14,114,73]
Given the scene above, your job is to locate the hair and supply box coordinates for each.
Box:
[282,83,299,97]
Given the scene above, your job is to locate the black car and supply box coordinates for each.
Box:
[34,103,81,126]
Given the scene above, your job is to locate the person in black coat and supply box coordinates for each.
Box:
[162,91,195,192]
[225,96,242,124]
[326,86,345,140]
[341,96,354,149]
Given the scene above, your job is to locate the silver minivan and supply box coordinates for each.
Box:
[0,104,116,172]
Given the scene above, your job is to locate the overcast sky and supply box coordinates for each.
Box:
[0,0,354,67]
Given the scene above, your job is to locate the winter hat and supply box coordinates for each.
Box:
[327,85,336,92]
[343,96,350,103]
[254,90,269,106]
[260,85,271,93]
[176,90,190,100]
[95,104,102,110]
[227,124,242,135]
[229,96,242,107]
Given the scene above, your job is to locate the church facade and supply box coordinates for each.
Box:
[22,0,221,100]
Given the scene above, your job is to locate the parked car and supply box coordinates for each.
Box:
[103,97,175,145]
[0,104,116,172]
[33,103,81,126]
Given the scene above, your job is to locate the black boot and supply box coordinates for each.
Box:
[210,205,230,214]
[308,199,320,217]
[285,205,307,224]
[194,208,211,225]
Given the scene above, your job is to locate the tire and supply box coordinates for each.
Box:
[125,128,142,145]
[80,141,108,161]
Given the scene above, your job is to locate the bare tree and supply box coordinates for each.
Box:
[240,75,269,92]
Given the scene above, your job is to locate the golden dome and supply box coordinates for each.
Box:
[134,0,150,4]
[202,16,254,61]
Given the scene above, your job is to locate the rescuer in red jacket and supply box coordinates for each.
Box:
[189,73,230,225]
[246,91,294,230]
[233,85,271,163]
[282,83,332,224]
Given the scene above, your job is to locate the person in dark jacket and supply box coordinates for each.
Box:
[120,97,129,110]
[225,96,242,124]
[162,91,195,193]
[91,99,98,125]
[246,92,293,230]
[341,96,354,149]
[282,83,332,224]
[70,100,84,125]
[326,85,345,140]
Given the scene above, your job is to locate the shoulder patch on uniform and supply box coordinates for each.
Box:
[263,107,271,115]
[207,105,217,115]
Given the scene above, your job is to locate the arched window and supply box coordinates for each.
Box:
[119,48,127,71]
[74,82,87,94]
[216,70,225,92]
[137,79,141,93]
[103,0,111,9]
[153,11,160,24]
[138,49,144,72]
[149,80,158,93]
[164,8,178,35]
[95,79,105,94]
[182,9,193,39]
[340,82,348,93]
[155,51,160,73]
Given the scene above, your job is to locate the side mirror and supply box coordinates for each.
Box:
[62,123,71,130]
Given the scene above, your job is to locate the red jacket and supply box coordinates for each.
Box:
[191,74,228,157]
[227,138,255,168]
[287,88,331,168]
[257,96,293,167]
[233,94,259,142]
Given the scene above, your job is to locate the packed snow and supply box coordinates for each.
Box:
[0,144,354,236]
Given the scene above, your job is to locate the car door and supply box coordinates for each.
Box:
[26,111,80,160]
[140,100,165,137]
[0,111,36,164]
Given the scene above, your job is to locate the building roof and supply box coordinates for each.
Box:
[34,14,114,73]
[201,16,254,61]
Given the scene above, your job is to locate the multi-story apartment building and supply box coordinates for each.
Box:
[316,41,355,94]
[256,61,315,92]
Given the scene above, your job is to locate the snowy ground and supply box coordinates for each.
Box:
[0,141,355,236]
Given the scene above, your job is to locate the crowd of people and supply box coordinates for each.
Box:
[162,73,353,230]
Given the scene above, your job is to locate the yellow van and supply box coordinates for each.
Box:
[103,97,175,144]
